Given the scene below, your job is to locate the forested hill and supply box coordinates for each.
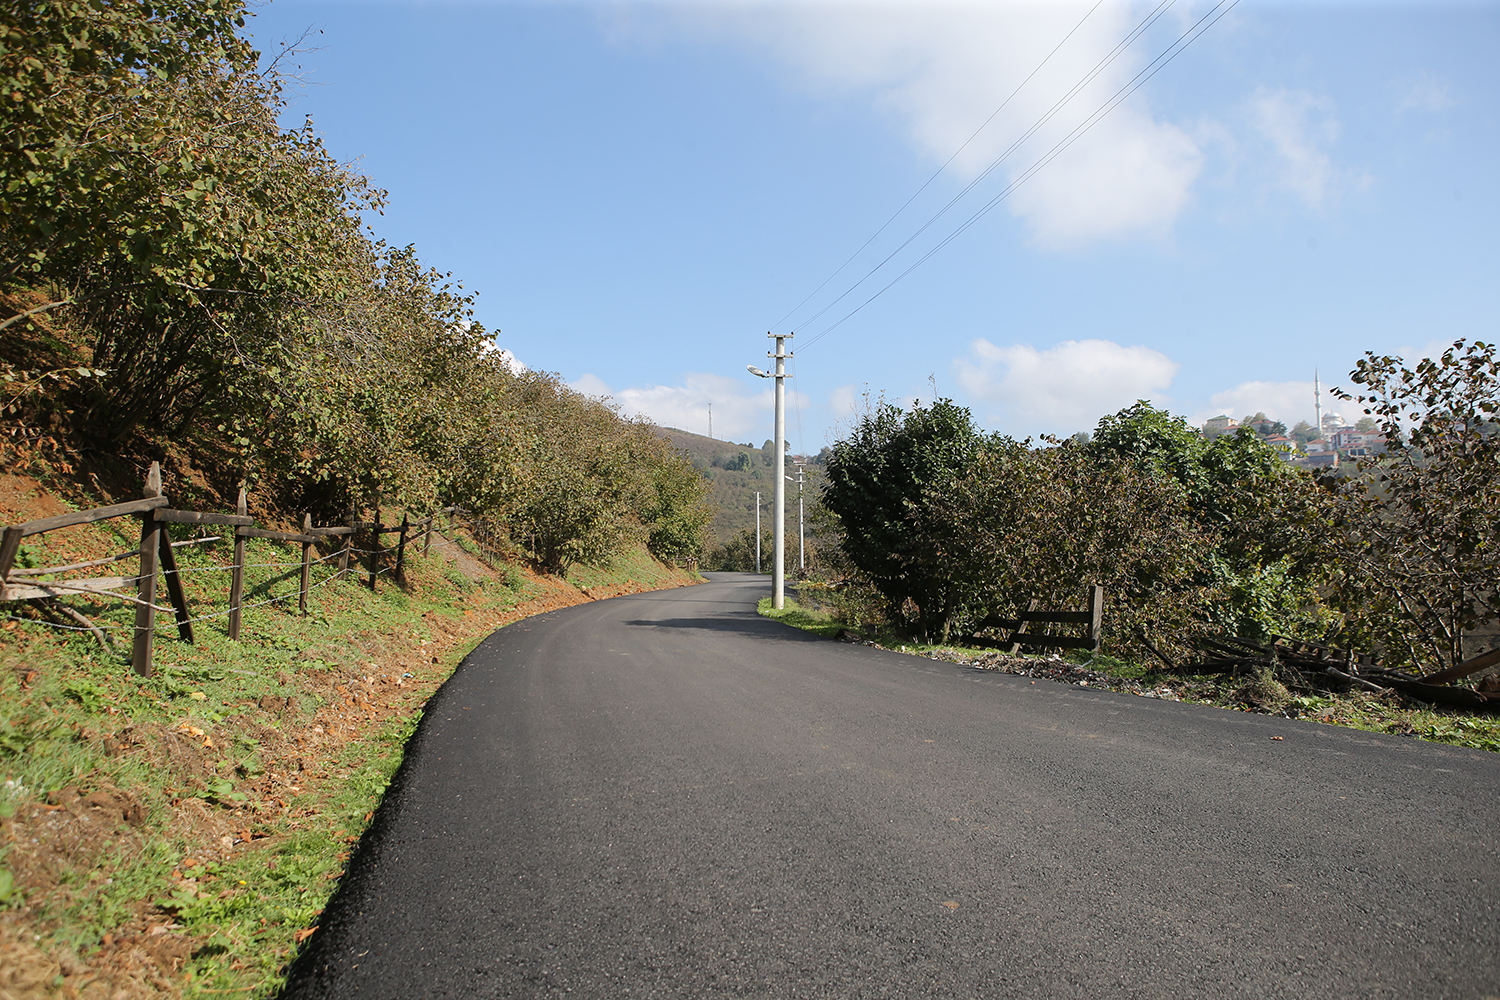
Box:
[1,0,712,572]
[652,426,821,544]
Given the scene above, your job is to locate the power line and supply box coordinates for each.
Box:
[799,0,1241,351]
[781,0,1180,338]
[768,0,1109,335]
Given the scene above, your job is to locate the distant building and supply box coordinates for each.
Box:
[1264,435,1298,460]
[1203,414,1238,437]
[1339,430,1387,457]
[1300,452,1340,470]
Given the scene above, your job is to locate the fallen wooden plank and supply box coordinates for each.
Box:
[1420,647,1500,686]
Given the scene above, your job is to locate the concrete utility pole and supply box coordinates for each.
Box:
[747,332,792,608]
[797,463,805,571]
[754,491,762,574]
[788,462,806,571]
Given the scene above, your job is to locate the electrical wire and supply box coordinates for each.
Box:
[799,0,1240,351]
[784,0,1180,340]
[768,0,1110,335]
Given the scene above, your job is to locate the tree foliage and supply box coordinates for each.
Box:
[1333,340,1500,671]
[821,398,986,641]
[1,0,712,572]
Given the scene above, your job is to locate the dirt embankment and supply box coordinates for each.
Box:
[0,471,701,1000]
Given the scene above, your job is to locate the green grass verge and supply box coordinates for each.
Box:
[756,598,1500,755]
[1,523,689,997]
[756,597,845,638]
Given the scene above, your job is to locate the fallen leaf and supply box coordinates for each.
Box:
[941,900,959,910]
[294,926,317,943]
[1270,736,1283,741]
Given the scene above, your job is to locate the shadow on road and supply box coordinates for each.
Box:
[622,616,830,642]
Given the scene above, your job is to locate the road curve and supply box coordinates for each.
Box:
[280,573,1500,999]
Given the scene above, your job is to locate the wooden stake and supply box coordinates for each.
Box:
[339,509,354,579]
[369,509,381,591]
[0,524,22,601]
[132,462,163,676]
[395,513,409,582]
[227,487,248,640]
[1087,584,1104,653]
[299,513,312,614]
[157,520,194,642]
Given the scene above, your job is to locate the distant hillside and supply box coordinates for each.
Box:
[653,426,822,545]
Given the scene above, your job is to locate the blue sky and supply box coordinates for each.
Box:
[247,0,1499,451]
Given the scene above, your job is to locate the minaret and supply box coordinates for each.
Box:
[1314,370,1322,437]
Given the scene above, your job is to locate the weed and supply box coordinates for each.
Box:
[757,597,846,638]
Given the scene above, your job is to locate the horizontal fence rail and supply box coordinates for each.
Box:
[971,585,1104,653]
[0,462,456,677]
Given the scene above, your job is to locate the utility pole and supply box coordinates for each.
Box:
[747,332,792,608]
[708,403,712,441]
[754,491,761,574]
[797,463,805,571]
[787,462,805,571]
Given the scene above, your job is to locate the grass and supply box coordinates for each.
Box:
[757,596,845,638]
[0,511,696,998]
[757,593,1500,755]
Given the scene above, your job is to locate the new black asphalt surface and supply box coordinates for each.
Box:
[280,573,1500,999]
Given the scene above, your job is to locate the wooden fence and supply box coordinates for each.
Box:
[0,462,456,677]
[970,585,1105,653]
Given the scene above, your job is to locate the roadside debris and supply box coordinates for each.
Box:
[1186,635,1500,710]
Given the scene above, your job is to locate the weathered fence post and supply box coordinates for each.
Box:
[422,513,433,556]
[0,524,23,601]
[368,509,382,591]
[132,462,164,676]
[395,513,409,582]
[156,519,194,643]
[339,509,354,579]
[1087,584,1104,653]
[299,513,313,614]
[227,487,248,640]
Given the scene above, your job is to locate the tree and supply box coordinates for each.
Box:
[1333,339,1500,671]
[821,398,986,641]
[1091,403,1338,641]
[931,439,1209,659]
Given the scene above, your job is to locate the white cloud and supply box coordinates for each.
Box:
[1246,88,1353,208]
[828,384,859,419]
[1395,72,1454,115]
[570,371,806,442]
[487,346,527,374]
[953,337,1179,436]
[1191,380,1340,429]
[636,2,1205,248]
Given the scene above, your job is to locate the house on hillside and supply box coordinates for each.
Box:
[1263,434,1298,460]
[1299,452,1339,470]
[1203,414,1238,437]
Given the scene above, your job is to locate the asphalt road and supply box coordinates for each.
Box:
[280,573,1500,1000]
